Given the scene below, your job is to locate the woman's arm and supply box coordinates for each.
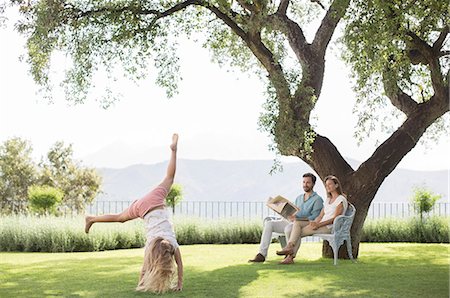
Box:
[313,208,325,223]
[309,208,325,229]
[174,247,183,291]
[313,203,344,229]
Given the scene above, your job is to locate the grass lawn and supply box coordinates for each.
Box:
[1,243,448,297]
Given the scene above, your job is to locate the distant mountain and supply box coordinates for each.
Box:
[95,159,448,203]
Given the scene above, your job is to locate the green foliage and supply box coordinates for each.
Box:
[0,215,262,252]
[165,183,183,215]
[410,186,442,221]
[0,137,101,215]
[38,141,102,214]
[361,216,449,243]
[0,138,37,214]
[27,185,64,215]
[0,215,145,252]
[175,218,262,245]
[2,215,448,253]
[342,0,449,143]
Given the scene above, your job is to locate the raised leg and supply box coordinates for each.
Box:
[159,133,178,191]
[85,210,133,233]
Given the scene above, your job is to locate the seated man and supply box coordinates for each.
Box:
[248,173,323,263]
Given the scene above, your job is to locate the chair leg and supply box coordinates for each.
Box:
[346,238,356,263]
[329,241,338,265]
[279,235,287,248]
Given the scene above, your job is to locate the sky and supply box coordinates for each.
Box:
[0,9,449,171]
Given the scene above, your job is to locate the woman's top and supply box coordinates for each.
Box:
[321,195,348,228]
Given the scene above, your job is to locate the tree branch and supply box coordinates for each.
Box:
[269,14,309,63]
[382,70,418,116]
[76,0,198,20]
[406,31,446,99]
[312,0,350,56]
[356,97,449,202]
[204,3,291,101]
[439,50,450,57]
[201,2,249,43]
[406,31,434,63]
[236,0,255,14]
[433,25,449,51]
[310,0,325,10]
[276,0,290,15]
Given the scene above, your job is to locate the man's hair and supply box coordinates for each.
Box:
[303,173,317,184]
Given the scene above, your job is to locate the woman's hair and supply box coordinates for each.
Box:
[136,237,176,294]
[324,175,345,198]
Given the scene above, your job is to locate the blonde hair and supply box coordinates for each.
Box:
[324,175,346,198]
[136,237,176,294]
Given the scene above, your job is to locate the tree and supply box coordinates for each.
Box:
[9,0,449,258]
[0,137,37,214]
[38,141,102,214]
[410,186,442,222]
[28,185,64,215]
[166,183,184,215]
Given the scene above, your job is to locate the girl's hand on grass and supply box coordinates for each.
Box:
[174,283,183,291]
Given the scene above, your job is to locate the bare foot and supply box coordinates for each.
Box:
[170,133,178,151]
[279,255,294,265]
[85,216,94,233]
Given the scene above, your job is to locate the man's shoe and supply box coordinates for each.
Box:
[276,247,293,256]
[248,253,265,263]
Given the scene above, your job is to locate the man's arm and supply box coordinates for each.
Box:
[293,195,304,219]
[174,247,183,291]
[308,197,324,221]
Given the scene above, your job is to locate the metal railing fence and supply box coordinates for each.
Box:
[85,201,450,220]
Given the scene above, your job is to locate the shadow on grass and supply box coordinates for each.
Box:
[1,244,448,297]
[0,255,260,298]
[255,243,449,297]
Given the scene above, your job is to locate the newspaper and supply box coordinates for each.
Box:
[266,195,300,220]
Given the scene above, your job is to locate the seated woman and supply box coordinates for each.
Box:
[276,175,348,265]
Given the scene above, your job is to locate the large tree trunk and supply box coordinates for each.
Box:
[304,95,449,259]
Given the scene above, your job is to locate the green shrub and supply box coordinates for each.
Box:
[166,184,183,215]
[2,215,447,253]
[361,216,449,243]
[0,215,145,252]
[410,187,442,222]
[27,185,63,215]
[0,215,262,252]
[174,218,262,245]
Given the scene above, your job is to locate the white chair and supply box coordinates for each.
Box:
[314,203,356,265]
